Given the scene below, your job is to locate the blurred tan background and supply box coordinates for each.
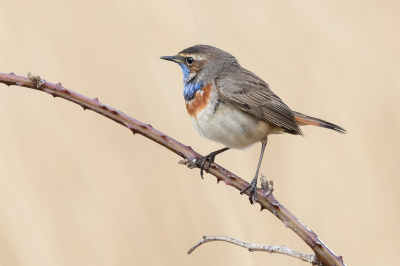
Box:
[0,1,399,265]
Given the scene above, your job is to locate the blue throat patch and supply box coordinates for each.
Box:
[179,63,190,83]
[183,80,204,102]
[179,63,203,102]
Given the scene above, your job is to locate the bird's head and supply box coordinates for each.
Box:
[160,45,239,84]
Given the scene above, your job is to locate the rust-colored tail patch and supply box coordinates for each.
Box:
[295,116,320,127]
[293,111,346,134]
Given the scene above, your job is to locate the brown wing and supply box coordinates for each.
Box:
[215,68,303,136]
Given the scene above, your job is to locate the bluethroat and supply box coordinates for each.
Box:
[161,45,345,204]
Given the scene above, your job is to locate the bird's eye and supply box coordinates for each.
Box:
[186,57,194,65]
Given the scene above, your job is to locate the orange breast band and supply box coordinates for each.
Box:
[185,83,212,118]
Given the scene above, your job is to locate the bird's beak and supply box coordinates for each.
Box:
[160,55,183,64]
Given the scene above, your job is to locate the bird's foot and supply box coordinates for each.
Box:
[197,152,219,179]
[240,177,258,204]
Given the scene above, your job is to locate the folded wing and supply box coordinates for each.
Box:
[215,69,303,136]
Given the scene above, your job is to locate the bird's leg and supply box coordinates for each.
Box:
[198,147,230,179]
[240,140,267,204]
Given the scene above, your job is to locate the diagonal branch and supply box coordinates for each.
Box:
[0,72,345,266]
[188,235,317,264]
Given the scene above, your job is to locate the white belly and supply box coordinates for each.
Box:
[191,98,281,150]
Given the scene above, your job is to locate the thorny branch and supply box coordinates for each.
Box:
[188,235,317,264]
[185,172,315,264]
[0,72,345,266]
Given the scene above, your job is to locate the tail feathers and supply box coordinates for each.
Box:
[293,111,346,134]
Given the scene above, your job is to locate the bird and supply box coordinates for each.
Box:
[160,45,345,204]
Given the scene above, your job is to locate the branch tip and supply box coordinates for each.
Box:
[188,236,317,264]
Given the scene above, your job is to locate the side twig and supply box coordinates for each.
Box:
[188,236,317,264]
[0,72,345,266]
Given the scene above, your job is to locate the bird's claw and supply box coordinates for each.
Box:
[198,152,217,179]
[240,178,258,204]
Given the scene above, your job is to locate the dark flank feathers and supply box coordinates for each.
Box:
[293,111,346,134]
